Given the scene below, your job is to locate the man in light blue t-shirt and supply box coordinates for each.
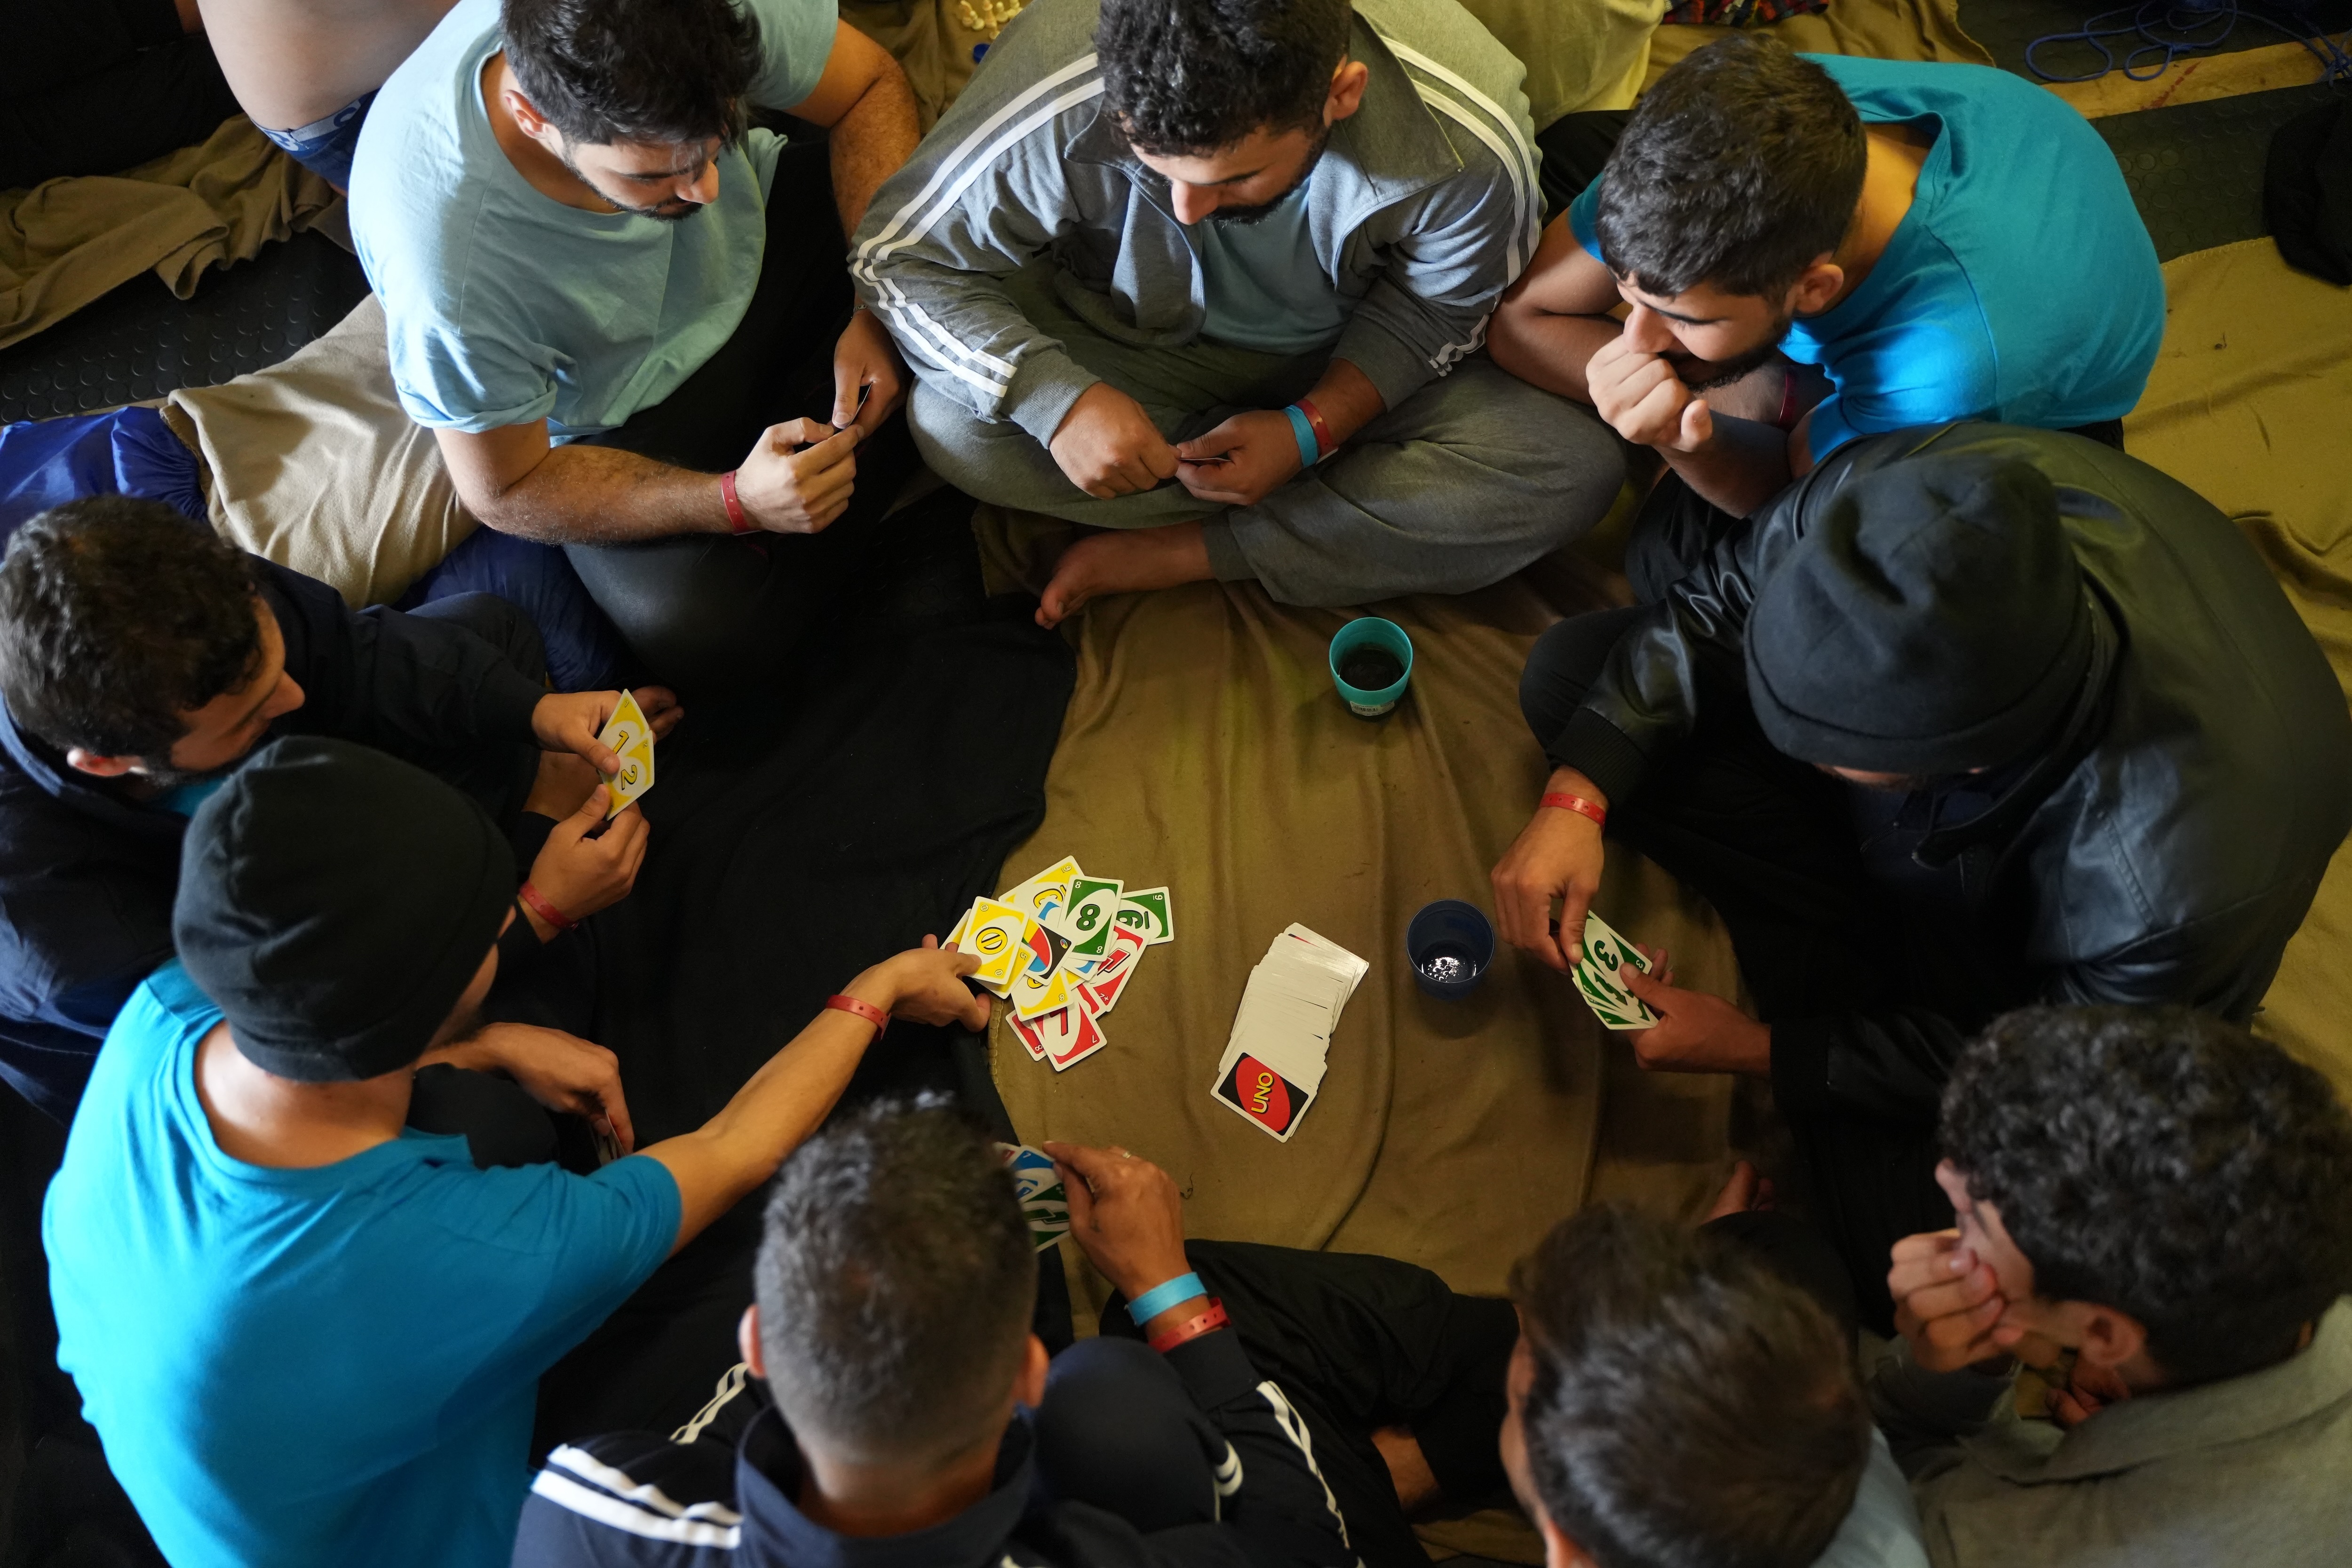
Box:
[43,736,989,1568]
[349,0,921,698]
[1489,35,2163,584]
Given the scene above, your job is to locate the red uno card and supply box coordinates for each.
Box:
[1008,1010,1050,1061]
[1043,1005,1106,1072]
[1213,1053,1316,1140]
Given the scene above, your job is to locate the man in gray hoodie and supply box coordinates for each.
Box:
[852,0,1620,623]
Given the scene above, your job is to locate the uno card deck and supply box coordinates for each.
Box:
[1210,924,1365,1142]
[1572,910,1658,1030]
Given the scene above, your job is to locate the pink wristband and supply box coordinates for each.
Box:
[1540,791,1607,828]
[719,470,750,534]
[517,880,578,933]
[824,994,890,1031]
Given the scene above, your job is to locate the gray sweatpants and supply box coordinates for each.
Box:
[908,276,1624,606]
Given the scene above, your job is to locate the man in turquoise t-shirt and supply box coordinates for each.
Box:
[350,0,922,698]
[1489,36,2163,579]
[42,737,988,1568]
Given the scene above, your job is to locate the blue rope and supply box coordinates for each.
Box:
[2025,0,2352,88]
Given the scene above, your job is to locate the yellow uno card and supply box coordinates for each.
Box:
[1001,856,1082,923]
[962,898,1031,996]
[604,737,655,817]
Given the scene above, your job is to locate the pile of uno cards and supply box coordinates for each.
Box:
[1572,910,1658,1031]
[946,857,1175,1072]
[1211,924,1368,1143]
[594,691,657,816]
[996,1143,1071,1252]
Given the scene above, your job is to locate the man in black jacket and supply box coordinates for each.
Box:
[0,496,680,1122]
[1489,424,2352,1321]
[511,1101,1360,1568]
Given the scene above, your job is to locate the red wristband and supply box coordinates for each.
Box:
[1540,791,1607,828]
[516,880,578,933]
[824,994,890,1031]
[719,470,750,534]
[1148,1298,1230,1353]
[1294,396,1335,457]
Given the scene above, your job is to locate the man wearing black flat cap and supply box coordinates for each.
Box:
[42,736,989,1568]
[1489,422,2352,1321]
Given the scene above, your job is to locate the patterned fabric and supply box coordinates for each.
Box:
[1663,0,1831,26]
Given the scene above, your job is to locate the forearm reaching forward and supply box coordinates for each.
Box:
[638,939,990,1251]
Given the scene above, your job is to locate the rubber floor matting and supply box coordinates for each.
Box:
[0,228,368,424]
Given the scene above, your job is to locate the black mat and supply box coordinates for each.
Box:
[0,229,368,425]
[2094,79,2347,257]
[1962,0,2352,80]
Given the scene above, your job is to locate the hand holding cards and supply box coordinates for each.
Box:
[594,690,656,818]
[1211,924,1368,1142]
[1571,909,1658,1031]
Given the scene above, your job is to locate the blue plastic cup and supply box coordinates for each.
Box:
[1329,617,1415,718]
[1406,899,1495,1000]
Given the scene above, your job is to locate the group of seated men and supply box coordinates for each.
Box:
[2,0,2351,1563]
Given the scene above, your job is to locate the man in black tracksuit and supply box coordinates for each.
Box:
[0,497,676,1126]
[1489,423,2352,1324]
[511,1106,1367,1568]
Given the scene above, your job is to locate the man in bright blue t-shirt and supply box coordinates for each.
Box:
[1489,35,2162,574]
[43,736,988,1568]
[350,0,922,699]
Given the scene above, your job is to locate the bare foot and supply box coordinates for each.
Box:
[1035,520,1213,628]
[523,750,601,819]
[1704,1159,1775,1221]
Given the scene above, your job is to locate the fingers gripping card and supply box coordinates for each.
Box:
[596,691,656,818]
[596,689,650,757]
[1573,911,1658,1030]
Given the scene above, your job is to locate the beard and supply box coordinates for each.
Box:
[1207,127,1332,227]
[1669,304,1797,391]
[562,150,704,222]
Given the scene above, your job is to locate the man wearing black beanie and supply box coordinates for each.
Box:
[42,737,991,1568]
[1490,422,2352,1323]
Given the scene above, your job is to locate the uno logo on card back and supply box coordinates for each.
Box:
[1219,1055,1297,1134]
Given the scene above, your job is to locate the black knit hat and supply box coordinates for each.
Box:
[174,737,516,1082]
[1746,455,2093,775]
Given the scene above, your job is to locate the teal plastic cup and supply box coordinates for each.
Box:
[1328,617,1415,718]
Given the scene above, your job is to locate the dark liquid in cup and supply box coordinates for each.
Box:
[1339,648,1405,692]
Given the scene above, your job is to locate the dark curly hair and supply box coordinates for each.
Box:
[1511,1207,1870,1568]
[1943,1006,2352,1386]
[0,497,260,763]
[502,0,762,148]
[1593,35,1866,299]
[1096,0,1352,156]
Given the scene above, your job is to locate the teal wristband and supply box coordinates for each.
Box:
[1127,1272,1206,1324]
[1281,405,1319,468]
